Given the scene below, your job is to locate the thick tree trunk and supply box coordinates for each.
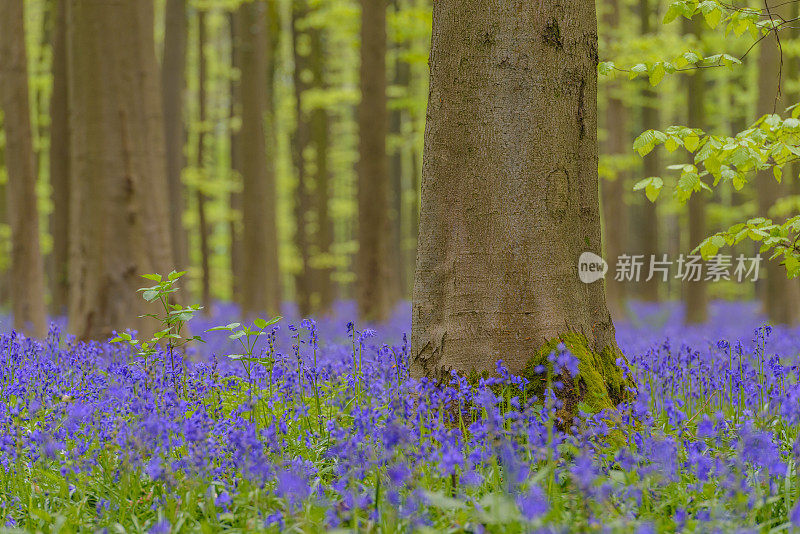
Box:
[237,0,281,317]
[637,0,659,302]
[600,0,628,321]
[291,2,313,318]
[0,0,48,338]
[162,0,189,273]
[683,17,708,324]
[66,0,173,341]
[310,28,334,314]
[411,0,627,409]
[357,0,393,322]
[50,0,70,315]
[757,0,800,325]
[196,9,211,314]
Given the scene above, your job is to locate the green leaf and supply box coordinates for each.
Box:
[142,289,159,302]
[168,270,187,281]
[634,177,664,203]
[774,166,783,183]
[649,63,666,86]
[663,4,683,24]
[633,130,656,156]
[254,318,268,330]
[598,61,615,76]
[141,274,162,282]
[704,7,721,29]
[665,137,680,152]
[684,134,700,152]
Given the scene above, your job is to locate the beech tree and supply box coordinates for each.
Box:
[0,0,48,338]
[236,0,281,317]
[756,0,800,325]
[683,17,708,324]
[162,0,189,273]
[411,0,627,408]
[600,0,628,321]
[50,0,70,314]
[357,0,393,322]
[66,0,173,340]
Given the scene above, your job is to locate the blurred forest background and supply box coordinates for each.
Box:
[0,0,795,341]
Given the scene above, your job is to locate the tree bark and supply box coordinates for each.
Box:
[637,0,659,302]
[237,0,281,317]
[411,0,627,409]
[600,0,628,321]
[389,0,411,301]
[229,11,243,305]
[196,9,211,314]
[162,0,189,273]
[291,2,313,318]
[0,0,48,338]
[50,0,70,315]
[0,131,8,308]
[66,0,174,341]
[757,0,800,325]
[310,27,334,314]
[683,17,708,324]
[357,0,393,322]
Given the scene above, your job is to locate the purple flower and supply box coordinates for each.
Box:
[516,485,548,520]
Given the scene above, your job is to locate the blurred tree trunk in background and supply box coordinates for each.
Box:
[162,0,189,273]
[50,0,70,315]
[237,0,281,317]
[637,0,659,302]
[411,0,626,408]
[310,26,334,314]
[0,140,8,309]
[358,0,393,322]
[757,0,800,325]
[389,0,410,300]
[196,9,211,314]
[0,0,48,338]
[66,0,173,341]
[684,17,708,324]
[229,12,242,306]
[600,0,627,321]
[292,1,313,318]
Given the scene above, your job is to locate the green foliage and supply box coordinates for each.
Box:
[110,271,203,391]
[633,108,800,272]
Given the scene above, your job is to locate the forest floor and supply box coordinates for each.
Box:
[0,300,798,532]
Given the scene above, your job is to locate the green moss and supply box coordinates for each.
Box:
[520,333,634,421]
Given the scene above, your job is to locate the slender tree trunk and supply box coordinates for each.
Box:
[638,0,659,302]
[601,0,628,321]
[757,0,800,325]
[162,0,189,273]
[0,135,8,308]
[0,0,48,338]
[683,17,708,324]
[197,9,211,313]
[50,0,70,315]
[358,0,393,322]
[229,12,243,306]
[66,0,174,341]
[310,26,334,313]
[389,0,410,300]
[291,2,313,318]
[237,0,281,317]
[411,0,627,410]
